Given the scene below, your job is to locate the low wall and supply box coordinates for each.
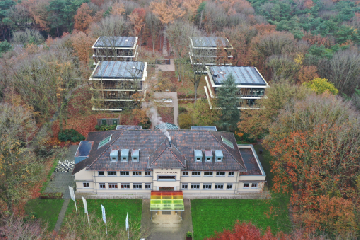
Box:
[75,191,271,200]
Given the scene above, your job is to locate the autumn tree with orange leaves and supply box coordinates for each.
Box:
[74,3,93,32]
[263,93,360,237]
[150,0,186,25]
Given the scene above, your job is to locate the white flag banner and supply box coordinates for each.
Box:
[101,204,107,234]
[101,205,106,224]
[125,212,129,230]
[82,197,88,214]
[69,186,77,212]
[82,197,90,225]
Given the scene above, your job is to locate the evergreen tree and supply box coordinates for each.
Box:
[216,73,239,132]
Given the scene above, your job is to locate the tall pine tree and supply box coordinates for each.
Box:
[216,73,239,132]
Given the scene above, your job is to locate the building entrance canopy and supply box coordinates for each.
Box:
[150,191,184,211]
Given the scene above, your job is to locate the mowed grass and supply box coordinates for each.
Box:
[25,199,64,232]
[191,197,290,240]
[65,199,142,229]
[191,144,292,240]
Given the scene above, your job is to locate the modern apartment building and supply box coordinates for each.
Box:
[72,128,265,198]
[189,37,233,73]
[204,66,270,109]
[89,61,147,111]
[92,37,138,63]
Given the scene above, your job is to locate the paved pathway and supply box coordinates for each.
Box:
[141,199,193,240]
[54,198,70,232]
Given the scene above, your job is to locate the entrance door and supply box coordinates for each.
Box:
[159,187,174,191]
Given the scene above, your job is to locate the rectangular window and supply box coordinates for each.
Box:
[216,172,225,176]
[158,176,176,181]
[215,184,224,189]
[133,183,142,189]
[192,172,200,176]
[203,184,212,190]
[108,171,116,176]
[99,183,106,189]
[98,171,104,176]
[133,171,141,176]
[182,171,189,176]
[195,157,201,162]
[227,184,233,190]
[83,182,89,188]
[182,184,188,189]
[191,184,200,189]
[121,183,130,189]
[251,183,258,188]
[204,172,213,176]
[205,157,211,162]
[108,183,118,189]
[244,183,250,188]
[120,171,129,176]
[145,171,151,176]
[145,183,151,189]
[228,172,234,176]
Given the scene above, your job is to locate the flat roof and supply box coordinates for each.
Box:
[239,148,262,175]
[209,66,267,86]
[94,37,136,48]
[92,61,145,79]
[191,126,217,131]
[191,37,231,48]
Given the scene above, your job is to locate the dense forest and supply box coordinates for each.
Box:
[0,0,359,239]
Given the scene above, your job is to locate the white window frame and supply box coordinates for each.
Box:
[133,183,142,189]
[133,171,142,176]
[98,171,105,176]
[145,183,151,189]
[191,183,200,189]
[215,157,222,162]
[108,183,118,189]
[107,171,116,176]
[182,183,188,189]
[204,171,213,176]
[99,183,106,189]
[251,183,258,188]
[227,183,233,190]
[145,171,151,176]
[228,172,234,176]
[191,171,201,176]
[83,182,89,188]
[205,157,211,162]
[216,172,225,177]
[215,184,224,190]
[195,157,201,162]
[120,171,129,176]
[182,171,189,176]
[243,183,250,188]
[203,184,212,190]
[121,183,130,189]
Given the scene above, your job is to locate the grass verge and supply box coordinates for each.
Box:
[25,199,64,232]
[64,199,142,229]
[40,157,59,193]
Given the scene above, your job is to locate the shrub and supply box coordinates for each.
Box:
[95,124,117,131]
[58,129,85,142]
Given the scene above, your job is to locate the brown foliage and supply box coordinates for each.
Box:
[263,94,360,236]
[297,66,319,83]
[111,2,125,16]
[70,31,96,65]
[22,0,49,31]
[150,0,186,25]
[128,8,146,36]
[74,3,94,32]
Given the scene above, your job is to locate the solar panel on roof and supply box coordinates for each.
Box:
[92,61,145,79]
[95,37,136,47]
[210,66,266,85]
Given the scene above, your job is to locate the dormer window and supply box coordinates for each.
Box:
[215,150,223,162]
[194,150,203,162]
[121,149,129,162]
[205,150,212,162]
[110,150,118,162]
[131,149,139,162]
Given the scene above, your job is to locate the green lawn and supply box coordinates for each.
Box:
[25,199,64,232]
[65,199,142,229]
[191,144,292,240]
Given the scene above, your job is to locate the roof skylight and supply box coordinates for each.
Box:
[98,135,112,149]
[221,136,234,149]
